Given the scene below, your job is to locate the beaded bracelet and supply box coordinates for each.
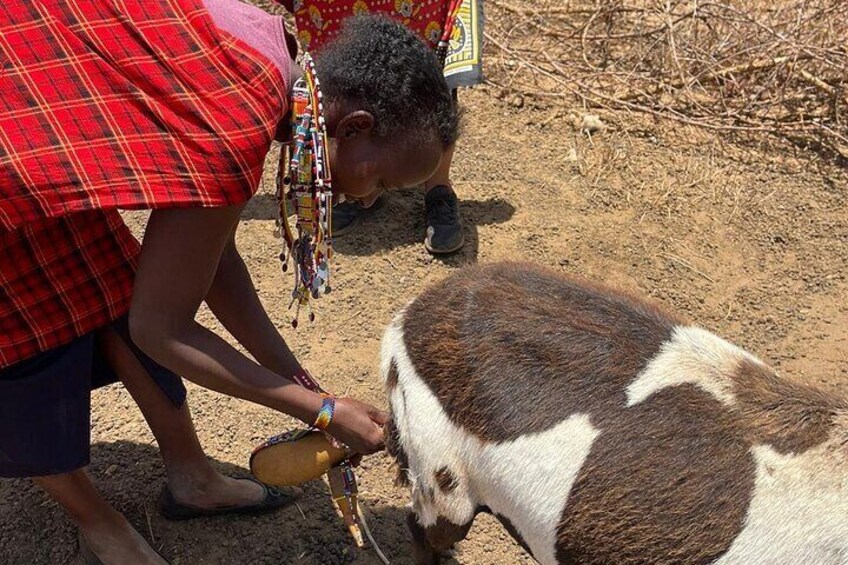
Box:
[313,395,336,430]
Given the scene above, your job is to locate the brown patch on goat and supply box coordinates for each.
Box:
[384,410,410,487]
[385,358,399,392]
[732,358,846,454]
[407,513,474,565]
[401,262,683,442]
[424,516,474,551]
[556,385,754,564]
[384,360,409,486]
[434,467,457,494]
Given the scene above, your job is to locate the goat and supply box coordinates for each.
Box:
[381,262,848,564]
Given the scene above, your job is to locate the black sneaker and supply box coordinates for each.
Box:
[332,194,387,237]
[424,185,465,254]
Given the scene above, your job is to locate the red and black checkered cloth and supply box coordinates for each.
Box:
[0,212,140,366]
[0,0,285,368]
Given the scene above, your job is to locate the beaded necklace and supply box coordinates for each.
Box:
[272,57,370,551]
[276,53,332,329]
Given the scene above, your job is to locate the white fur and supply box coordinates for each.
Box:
[626,325,763,407]
[382,313,478,527]
[476,415,600,565]
[714,441,848,564]
[381,316,600,565]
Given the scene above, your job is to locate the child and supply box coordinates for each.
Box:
[0,1,457,562]
[279,0,485,254]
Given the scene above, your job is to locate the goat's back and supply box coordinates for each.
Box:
[382,262,848,565]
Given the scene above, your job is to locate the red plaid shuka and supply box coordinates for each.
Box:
[0,0,287,368]
[0,211,139,367]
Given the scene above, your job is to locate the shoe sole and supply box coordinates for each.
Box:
[424,231,466,255]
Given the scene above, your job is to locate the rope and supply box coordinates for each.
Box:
[358,502,391,565]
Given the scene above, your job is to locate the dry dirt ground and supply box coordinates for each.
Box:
[2,63,847,565]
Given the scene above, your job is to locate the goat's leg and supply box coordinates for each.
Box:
[407,512,474,565]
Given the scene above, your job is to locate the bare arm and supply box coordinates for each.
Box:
[129,206,384,453]
[130,206,319,420]
[205,230,300,379]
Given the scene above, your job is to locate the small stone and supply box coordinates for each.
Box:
[581,114,606,133]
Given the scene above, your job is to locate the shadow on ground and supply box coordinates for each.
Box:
[241,188,516,265]
[0,441,432,565]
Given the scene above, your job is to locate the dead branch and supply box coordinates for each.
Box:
[618,54,812,101]
[484,0,847,161]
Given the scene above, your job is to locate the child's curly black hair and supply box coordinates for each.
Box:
[314,14,459,148]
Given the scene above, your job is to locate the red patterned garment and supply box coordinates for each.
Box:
[0,0,287,367]
[0,211,139,367]
[276,0,452,53]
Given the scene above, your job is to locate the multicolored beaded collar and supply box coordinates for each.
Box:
[276,52,332,329]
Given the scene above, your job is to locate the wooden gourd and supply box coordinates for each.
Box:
[250,430,347,486]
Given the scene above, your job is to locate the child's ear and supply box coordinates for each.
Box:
[336,111,375,139]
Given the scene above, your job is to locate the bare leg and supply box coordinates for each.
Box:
[425,143,456,194]
[97,327,265,508]
[34,470,166,565]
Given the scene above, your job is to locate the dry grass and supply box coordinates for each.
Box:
[484,0,847,162]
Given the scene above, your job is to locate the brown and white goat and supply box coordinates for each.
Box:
[381,262,848,565]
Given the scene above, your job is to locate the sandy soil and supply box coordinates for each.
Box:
[1,51,846,565]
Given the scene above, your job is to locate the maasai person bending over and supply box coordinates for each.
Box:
[279,0,483,254]
[0,1,457,562]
